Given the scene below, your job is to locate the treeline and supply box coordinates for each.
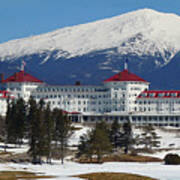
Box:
[4,97,72,164]
[77,119,161,162]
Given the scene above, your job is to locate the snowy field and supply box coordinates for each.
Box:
[0,161,179,180]
[0,125,180,180]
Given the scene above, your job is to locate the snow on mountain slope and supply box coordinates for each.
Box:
[0,9,180,63]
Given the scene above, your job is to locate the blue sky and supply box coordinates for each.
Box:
[0,0,180,43]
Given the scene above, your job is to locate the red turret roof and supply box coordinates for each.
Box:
[104,69,148,83]
[2,71,43,83]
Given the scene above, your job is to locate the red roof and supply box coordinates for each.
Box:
[104,70,147,83]
[138,90,180,99]
[61,110,81,115]
[2,71,43,83]
[0,90,14,99]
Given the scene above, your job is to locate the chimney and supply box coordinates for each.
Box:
[0,73,4,83]
[75,81,81,86]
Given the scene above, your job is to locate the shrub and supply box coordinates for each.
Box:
[164,153,180,165]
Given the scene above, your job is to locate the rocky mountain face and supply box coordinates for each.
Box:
[1,9,180,89]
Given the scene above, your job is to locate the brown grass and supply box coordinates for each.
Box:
[0,171,55,180]
[0,151,12,156]
[71,126,83,131]
[74,172,157,180]
[77,154,162,163]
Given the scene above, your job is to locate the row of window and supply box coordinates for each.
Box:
[83,116,180,122]
[133,107,180,112]
[141,93,179,97]
[34,93,111,99]
[36,87,108,93]
[136,100,180,104]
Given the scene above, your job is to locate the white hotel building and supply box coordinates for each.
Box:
[1,64,180,127]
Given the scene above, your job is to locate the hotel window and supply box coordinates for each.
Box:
[141,93,147,97]
[149,93,155,97]
[158,93,164,97]
[171,93,177,97]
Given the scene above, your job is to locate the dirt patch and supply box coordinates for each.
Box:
[74,172,157,180]
[0,171,55,180]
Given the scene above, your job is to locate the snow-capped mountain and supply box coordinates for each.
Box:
[1,9,180,89]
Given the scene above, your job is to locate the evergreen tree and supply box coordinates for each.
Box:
[110,119,121,148]
[28,98,55,164]
[54,110,72,164]
[77,131,93,160]
[78,121,112,163]
[52,108,60,146]
[0,115,5,138]
[90,121,112,162]
[4,98,11,152]
[27,97,40,163]
[0,115,6,151]
[13,98,27,146]
[122,119,133,154]
[43,103,54,163]
[6,100,16,144]
[35,99,47,163]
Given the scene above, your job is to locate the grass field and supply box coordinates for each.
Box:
[75,172,157,180]
[0,171,54,180]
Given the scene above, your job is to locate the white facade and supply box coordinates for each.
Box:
[1,68,180,127]
[0,91,14,116]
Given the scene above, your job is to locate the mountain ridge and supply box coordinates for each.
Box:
[0,9,180,62]
[1,9,180,89]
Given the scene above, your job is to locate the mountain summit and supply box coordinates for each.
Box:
[0,9,180,89]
